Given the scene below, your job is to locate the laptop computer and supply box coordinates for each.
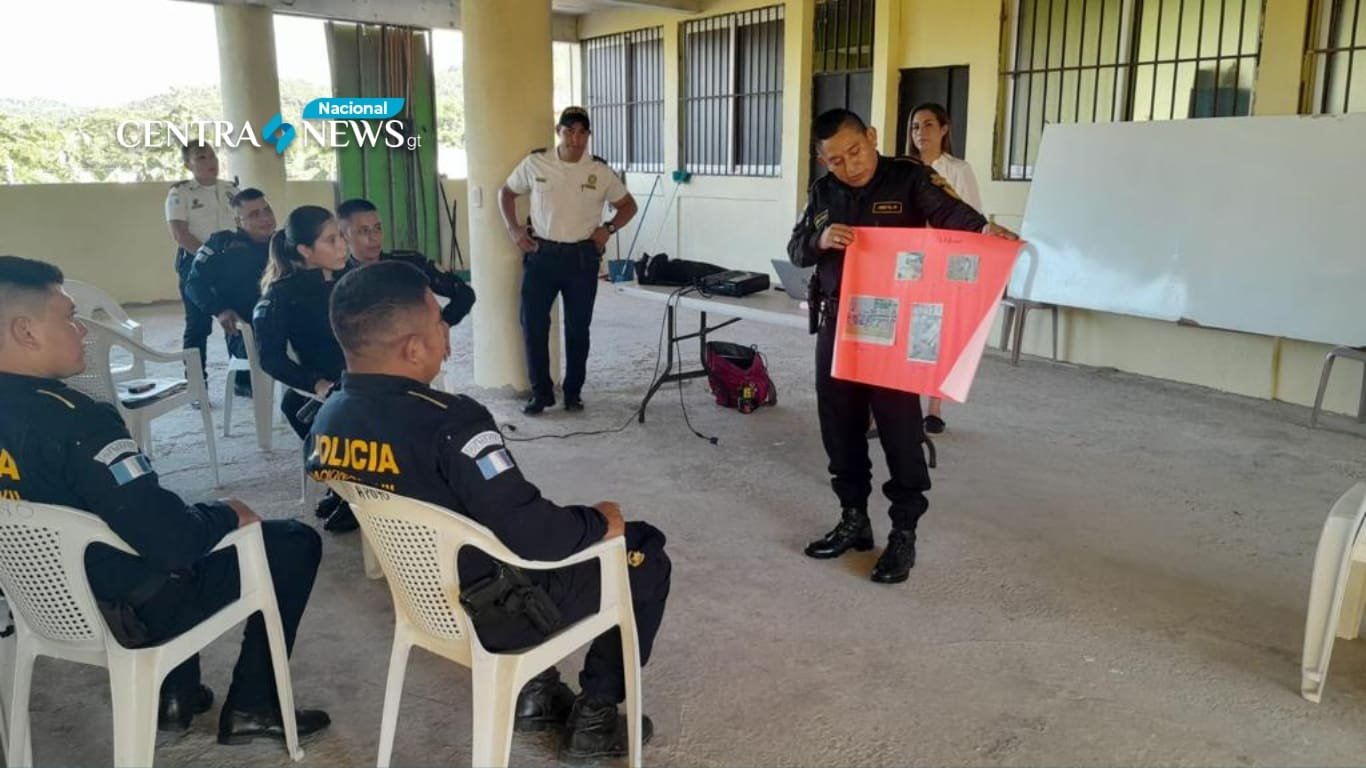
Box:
[771,259,815,301]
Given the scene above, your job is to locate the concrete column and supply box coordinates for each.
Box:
[869,0,903,155]
[215,5,288,209]
[463,0,554,389]
[1253,0,1314,116]
[784,0,816,213]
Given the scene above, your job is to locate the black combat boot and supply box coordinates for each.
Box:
[870,528,917,584]
[803,507,874,559]
[514,667,575,732]
[563,695,654,759]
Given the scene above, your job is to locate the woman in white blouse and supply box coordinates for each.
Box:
[909,102,982,434]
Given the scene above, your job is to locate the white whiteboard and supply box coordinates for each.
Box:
[1010,114,1366,346]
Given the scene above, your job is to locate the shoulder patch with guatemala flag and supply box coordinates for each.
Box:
[109,453,154,486]
[475,448,515,480]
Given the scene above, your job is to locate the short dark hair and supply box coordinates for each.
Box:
[330,260,430,356]
[0,256,64,321]
[0,255,64,292]
[812,109,868,143]
[336,198,378,222]
[181,141,212,164]
[231,187,265,209]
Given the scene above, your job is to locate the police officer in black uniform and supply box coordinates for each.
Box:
[253,205,357,533]
[252,206,351,442]
[788,109,1016,585]
[0,255,330,744]
[336,197,476,328]
[184,188,275,398]
[307,262,670,760]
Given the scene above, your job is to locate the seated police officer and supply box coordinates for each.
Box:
[253,205,357,533]
[0,255,330,744]
[307,261,670,759]
[184,187,275,398]
[336,197,476,328]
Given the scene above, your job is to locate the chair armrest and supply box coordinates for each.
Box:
[491,537,626,571]
[84,316,196,366]
[209,524,260,554]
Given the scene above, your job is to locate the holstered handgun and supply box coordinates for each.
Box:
[459,563,562,635]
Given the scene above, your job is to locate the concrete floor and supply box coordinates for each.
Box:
[20,287,1366,766]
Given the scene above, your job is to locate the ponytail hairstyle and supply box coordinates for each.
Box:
[260,205,335,291]
[908,102,954,159]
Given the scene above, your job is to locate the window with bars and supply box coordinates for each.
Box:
[999,0,1265,180]
[582,28,665,172]
[814,0,875,73]
[681,6,786,177]
[1308,0,1366,114]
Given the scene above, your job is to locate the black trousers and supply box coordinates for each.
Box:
[226,330,251,387]
[477,522,670,703]
[815,320,931,530]
[141,520,322,710]
[281,388,312,442]
[520,241,601,402]
[175,250,212,381]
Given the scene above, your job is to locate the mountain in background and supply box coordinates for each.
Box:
[1,74,466,184]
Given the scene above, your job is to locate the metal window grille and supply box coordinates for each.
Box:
[999,0,1265,180]
[1308,0,1366,114]
[814,0,875,74]
[582,28,665,172]
[681,5,785,177]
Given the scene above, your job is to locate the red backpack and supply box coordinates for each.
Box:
[705,341,777,414]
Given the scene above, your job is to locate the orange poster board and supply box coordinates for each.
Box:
[832,227,1023,402]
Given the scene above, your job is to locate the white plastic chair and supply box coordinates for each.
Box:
[329,481,643,768]
[66,316,220,488]
[65,280,145,383]
[0,500,305,767]
[1301,482,1366,703]
[222,324,277,450]
[1000,295,1059,366]
[1309,346,1366,430]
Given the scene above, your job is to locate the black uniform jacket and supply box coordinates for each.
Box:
[185,228,269,320]
[380,250,476,328]
[306,373,607,585]
[787,155,988,299]
[0,373,237,602]
[253,263,353,393]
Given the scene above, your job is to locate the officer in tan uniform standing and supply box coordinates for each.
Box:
[166,141,238,384]
[499,107,638,415]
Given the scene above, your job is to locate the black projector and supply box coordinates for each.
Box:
[698,270,771,297]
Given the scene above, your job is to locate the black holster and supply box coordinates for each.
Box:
[96,570,186,648]
[807,271,822,334]
[459,564,562,635]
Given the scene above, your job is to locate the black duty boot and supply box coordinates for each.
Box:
[158,684,213,732]
[514,667,575,733]
[323,501,358,533]
[563,695,654,759]
[217,705,331,745]
[523,394,556,415]
[803,507,874,559]
[870,529,917,584]
[233,370,253,398]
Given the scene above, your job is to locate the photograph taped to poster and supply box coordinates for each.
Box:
[843,296,899,346]
[895,252,924,281]
[908,303,943,363]
[947,254,979,282]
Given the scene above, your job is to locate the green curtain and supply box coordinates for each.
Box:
[326,22,440,262]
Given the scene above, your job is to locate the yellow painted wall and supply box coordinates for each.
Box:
[0,179,470,305]
[578,0,812,277]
